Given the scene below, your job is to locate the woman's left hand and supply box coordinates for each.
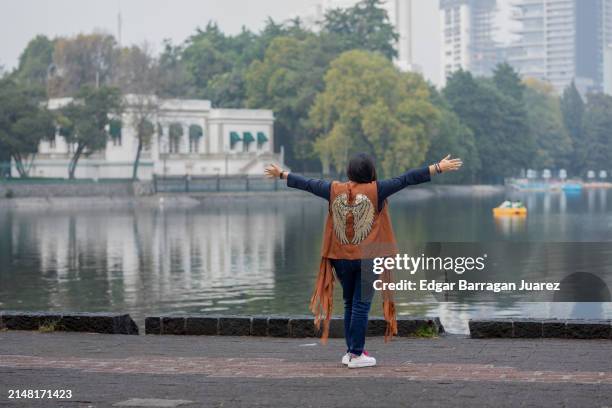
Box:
[438,155,463,172]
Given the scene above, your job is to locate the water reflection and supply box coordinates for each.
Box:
[1,187,612,333]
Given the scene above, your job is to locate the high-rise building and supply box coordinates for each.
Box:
[508,0,612,95]
[304,0,416,71]
[439,0,499,86]
[605,44,612,95]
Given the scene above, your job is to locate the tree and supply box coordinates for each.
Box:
[309,50,439,176]
[48,33,119,97]
[523,78,572,170]
[127,94,158,180]
[0,78,55,177]
[425,87,480,183]
[582,93,612,173]
[57,86,122,178]
[182,25,232,95]
[113,44,159,93]
[493,62,525,102]
[560,81,585,173]
[14,35,54,89]
[113,44,161,180]
[444,69,535,181]
[321,0,398,60]
[157,40,192,98]
[246,35,335,169]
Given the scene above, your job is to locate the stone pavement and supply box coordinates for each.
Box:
[0,331,611,407]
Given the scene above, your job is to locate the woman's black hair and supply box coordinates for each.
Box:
[346,153,377,183]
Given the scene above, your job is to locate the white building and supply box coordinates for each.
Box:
[23,95,280,180]
[301,0,417,71]
[508,0,612,95]
[439,0,499,86]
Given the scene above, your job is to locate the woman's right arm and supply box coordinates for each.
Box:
[264,163,331,200]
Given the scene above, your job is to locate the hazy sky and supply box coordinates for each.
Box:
[0,0,512,86]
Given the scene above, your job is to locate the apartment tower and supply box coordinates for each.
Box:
[439,0,499,86]
[508,0,612,94]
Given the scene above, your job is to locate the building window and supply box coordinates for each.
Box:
[49,137,56,149]
[169,123,183,154]
[189,125,203,153]
[242,132,255,152]
[109,119,122,146]
[230,131,241,150]
[257,132,268,149]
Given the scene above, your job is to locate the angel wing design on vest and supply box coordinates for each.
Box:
[331,192,375,245]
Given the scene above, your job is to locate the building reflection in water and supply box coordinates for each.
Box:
[13,202,292,318]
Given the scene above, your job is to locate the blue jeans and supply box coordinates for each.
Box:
[331,259,374,355]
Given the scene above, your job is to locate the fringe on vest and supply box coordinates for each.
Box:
[309,258,398,344]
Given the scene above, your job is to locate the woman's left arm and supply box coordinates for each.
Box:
[378,155,463,202]
[427,154,463,178]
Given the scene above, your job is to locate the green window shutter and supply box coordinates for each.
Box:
[109,119,122,138]
[257,132,268,146]
[243,132,255,145]
[230,131,241,148]
[169,123,183,138]
[189,124,203,139]
[156,122,164,136]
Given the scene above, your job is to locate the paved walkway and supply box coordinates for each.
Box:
[0,331,611,407]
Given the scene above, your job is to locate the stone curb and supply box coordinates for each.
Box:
[0,311,139,335]
[469,319,612,339]
[145,315,445,337]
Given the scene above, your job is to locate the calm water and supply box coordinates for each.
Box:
[1,186,611,333]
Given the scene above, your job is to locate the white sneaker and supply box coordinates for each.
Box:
[341,353,350,365]
[347,351,376,368]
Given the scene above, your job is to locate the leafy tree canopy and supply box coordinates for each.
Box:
[0,78,55,177]
[309,50,438,177]
[57,86,122,178]
[321,0,398,60]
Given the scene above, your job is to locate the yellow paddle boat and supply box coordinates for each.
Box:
[493,201,527,217]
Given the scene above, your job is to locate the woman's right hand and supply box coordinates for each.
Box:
[264,163,284,179]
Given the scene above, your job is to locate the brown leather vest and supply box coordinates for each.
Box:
[321,181,398,259]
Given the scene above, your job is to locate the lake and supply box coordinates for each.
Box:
[1,185,611,333]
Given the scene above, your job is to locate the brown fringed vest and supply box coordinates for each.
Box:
[310,180,399,343]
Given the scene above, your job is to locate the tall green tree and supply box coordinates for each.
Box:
[177,20,310,107]
[14,35,55,89]
[444,69,534,181]
[57,86,122,178]
[182,23,232,96]
[157,40,191,98]
[523,78,572,170]
[246,35,335,169]
[425,87,480,183]
[493,62,525,102]
[582,93,612,173]
[560,81,585,173]
[0,78,55,177]
[321,0,398,60]
[49,33,119,97]
[309,50,439,176]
